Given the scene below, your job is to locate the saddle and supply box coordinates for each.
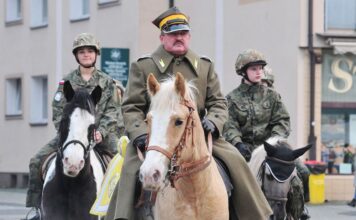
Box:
[40,149,113,181]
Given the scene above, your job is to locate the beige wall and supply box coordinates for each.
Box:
[0,0,331,172]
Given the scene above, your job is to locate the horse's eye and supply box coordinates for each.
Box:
[175,119,183,126]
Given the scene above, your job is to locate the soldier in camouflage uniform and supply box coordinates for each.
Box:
[106,7,272,220]
[25,33,123,220]
[223,49,310,219]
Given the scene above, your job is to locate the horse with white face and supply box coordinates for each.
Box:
[249,137,312,220]
[139,73,228,220]
[41,81,104,220]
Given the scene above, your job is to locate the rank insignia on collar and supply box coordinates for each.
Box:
[159,59,165,67]
[194,59,198,69]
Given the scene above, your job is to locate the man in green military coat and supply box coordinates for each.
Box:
[106,7,272,220]
[25,33,122,220]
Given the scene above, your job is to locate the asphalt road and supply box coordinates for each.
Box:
[0,188,355,220]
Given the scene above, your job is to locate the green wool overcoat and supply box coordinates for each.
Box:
[105,45,272,220]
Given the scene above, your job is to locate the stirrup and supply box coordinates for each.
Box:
[24,207,41,220]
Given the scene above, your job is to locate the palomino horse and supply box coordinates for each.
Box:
[248,137,312,220]
[41,81,104,220]
[139,73,228,220]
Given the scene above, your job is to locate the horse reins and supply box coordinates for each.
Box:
[143,99,212,188]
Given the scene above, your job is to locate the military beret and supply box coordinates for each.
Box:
[152,6,190,34]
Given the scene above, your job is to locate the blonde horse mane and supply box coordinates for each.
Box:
[148,74,197,111]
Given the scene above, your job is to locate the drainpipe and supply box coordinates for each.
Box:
[169,0,174,8]
[307,0,317,160]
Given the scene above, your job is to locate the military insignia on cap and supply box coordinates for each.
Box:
[194,59,198,69]
[159,59,165,67]
[54,92,62,102]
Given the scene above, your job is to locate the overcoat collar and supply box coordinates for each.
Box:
[151,45,200,75]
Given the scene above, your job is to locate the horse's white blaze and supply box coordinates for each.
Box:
[140,110,171,188]
[62,108,95,177]
[90,151,104,194]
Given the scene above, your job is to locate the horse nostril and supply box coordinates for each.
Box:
[79,160,84,167]
[153,170,161,182]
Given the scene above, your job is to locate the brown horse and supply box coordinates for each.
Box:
[138,73,228,220]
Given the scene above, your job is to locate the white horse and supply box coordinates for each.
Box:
[249,137,312,220]
[41,81,104,220]
[139,73,229,220]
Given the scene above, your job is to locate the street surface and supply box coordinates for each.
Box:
[0,188,355,219]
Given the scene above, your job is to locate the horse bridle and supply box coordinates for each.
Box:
[260,156,296,202]
[144,99,212,188]
[59,126,96,159]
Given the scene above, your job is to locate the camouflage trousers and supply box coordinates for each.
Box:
[25,133,120,208]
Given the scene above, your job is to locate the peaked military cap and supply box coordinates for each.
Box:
[152,6,190,33]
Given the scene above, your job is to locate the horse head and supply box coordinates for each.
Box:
[58,81,102,177]
[139,73,207,191]
[261,138,312,220]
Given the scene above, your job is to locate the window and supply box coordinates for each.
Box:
[70,0,90,21]
[6,0,22,23]
[98,0,119,5]
[30,76,48,124]
[30,0,48,28]
[325,0,356,31]
[6,78,22,116]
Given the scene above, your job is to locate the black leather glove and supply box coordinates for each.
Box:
[201,118,219,139]
[133,134,148,152]
[235,142,252,162]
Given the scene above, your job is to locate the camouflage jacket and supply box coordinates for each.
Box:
[122,45,227,141]
[223,83,290,148]
[52,67,121,139]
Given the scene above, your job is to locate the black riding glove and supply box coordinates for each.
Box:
[133,134,148,152]
[201,118,219,139]
[235,142,252,162]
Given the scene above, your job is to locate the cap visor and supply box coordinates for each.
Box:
[163,24,191,34]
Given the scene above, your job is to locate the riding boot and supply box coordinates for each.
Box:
[22,207,41,220]
[300,207,310,220]
[347,198,356,207]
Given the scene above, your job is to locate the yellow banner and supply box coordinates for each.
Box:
[90,136,129,216]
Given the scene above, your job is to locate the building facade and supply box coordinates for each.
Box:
[1,0,355,200]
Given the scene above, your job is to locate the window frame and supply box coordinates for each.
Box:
[5,0,23,26]
[5,77,23,119]
[70,0,90,22]
[30,75,48,125]
[30,0,48,29]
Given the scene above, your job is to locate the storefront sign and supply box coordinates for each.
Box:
[322,51,356,102]
[101,48,129,86]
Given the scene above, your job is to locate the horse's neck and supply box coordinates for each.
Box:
[175,111,213,196]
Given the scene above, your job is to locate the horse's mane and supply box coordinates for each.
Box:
[248,136,288,184]
[58,88,96,148]
[149,75,197,111]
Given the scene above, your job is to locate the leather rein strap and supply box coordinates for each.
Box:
[143,99,213,188]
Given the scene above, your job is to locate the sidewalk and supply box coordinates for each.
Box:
[0,188,356,219]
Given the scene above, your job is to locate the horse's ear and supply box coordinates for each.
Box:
[147,73,160,96]
[292,144,313,160]
[91,85,102,105]
[264,141,278,157]
[175,72,186,98]
[63,81,75,102]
